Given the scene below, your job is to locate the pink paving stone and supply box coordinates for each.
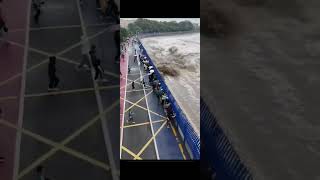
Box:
[6,30,27,45]
[0,99,20,125]
[2,0,30,29]
[0,125,16,180]
[0,77,21,97]
[0,1,29,180]
[0,45,24,82]
[120,50,128,127]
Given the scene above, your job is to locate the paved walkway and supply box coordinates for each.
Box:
[120,40,189,160]
[0,0,119,180]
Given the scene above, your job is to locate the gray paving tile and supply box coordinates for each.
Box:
[23,91,99,142]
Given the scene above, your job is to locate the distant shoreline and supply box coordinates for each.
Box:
[139,31,200,39]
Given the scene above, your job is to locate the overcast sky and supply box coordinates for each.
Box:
[121,18,200,25]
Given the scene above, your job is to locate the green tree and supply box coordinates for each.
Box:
[120,27,128,42]
[128,23,143,35]
[126,19,196,35]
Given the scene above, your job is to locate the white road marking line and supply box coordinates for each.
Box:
[76,1,119,180]
[13,0,32,179]
[0,25,116,88]
[136,44,160,159]
[120,43,129,159]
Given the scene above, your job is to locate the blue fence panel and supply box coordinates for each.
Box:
[200,97,253,180]
[138,39,200,160]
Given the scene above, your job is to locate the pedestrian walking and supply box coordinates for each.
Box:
[48,56,59,91]
[89,44,97,59]
[32,0,45,24]
[134,53,137,63]
[127,109,135,123]
[93,58,107,82]
[36,165,51,180]
[77,35,91,70]
[131,81,135,89]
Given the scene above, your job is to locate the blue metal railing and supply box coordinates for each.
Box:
[138,39,200,160]
[201,97,253,180]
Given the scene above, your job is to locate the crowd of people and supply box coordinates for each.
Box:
[124,38,176,128]
[48,32,121,91]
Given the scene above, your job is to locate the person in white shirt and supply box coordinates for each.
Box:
[77,35,91,70]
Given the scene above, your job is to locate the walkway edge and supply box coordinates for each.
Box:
[13,0,32,179]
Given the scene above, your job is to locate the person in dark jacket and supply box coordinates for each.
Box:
[89,44,97,59]
[32,0,45,24]
[93,57,106,81]
[48,56,59,91]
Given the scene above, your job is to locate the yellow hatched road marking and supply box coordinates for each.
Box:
[134,121,167,159]
[16,100,119,179]
[25,85,119,98]
[123,119,165,128]
[121,146,142,160]
[124,90,153,113]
